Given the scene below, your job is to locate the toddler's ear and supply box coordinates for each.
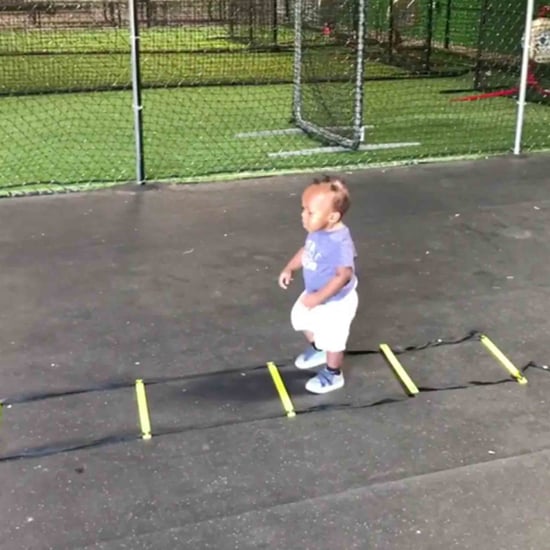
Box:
[330,211,342,224]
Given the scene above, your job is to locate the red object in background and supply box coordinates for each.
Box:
[322,23,332,37]
[452,5,550,102]
[452,62,549,102]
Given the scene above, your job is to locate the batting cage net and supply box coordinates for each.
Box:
[1,0,550,192]
[363,0,474,79]
[468,0,550,105]
[0,0,296,95]
[227,0,293,49]
[292,0,366,149]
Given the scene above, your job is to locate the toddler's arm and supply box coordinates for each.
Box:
[301,266,353,308]
[278,247,304,289]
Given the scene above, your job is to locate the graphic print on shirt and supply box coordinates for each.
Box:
[303,239,322,272]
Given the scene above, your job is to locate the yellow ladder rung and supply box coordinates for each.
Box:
[379,343,419,396]
[135,379,153,439]
[480,334,527,385]
[267,362,296,418]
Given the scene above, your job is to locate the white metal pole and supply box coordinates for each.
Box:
[128,0,145,183]
[513,0,536,155]
[292,0,303,122]
[353,0,366,146]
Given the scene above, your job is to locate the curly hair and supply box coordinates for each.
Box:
[311,175,351,217]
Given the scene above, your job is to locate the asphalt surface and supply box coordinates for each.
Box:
[1,154,550,549]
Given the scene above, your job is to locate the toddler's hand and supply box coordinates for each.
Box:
[278,269,293,289]
[300,292,320,309]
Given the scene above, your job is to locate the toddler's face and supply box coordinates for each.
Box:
[301,186,339,232]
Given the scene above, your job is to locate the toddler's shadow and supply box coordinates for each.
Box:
[157,364,350,410]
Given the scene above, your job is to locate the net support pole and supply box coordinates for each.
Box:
[444,0,452,49]
[272,0,278,46]
[248,0,254,44]
[292,0,302,122]
[513,0,536,155]
[128,0,146,184]
[388,0,395,62]
[474,0,490,89]
[354,0,366,143]
[425,0,434,72]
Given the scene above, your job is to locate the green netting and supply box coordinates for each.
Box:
[473,0,550,105]
[293,0,365,147]
[362,0,474,78]
[0,1,134,188]
[227,0,293,49]
[0,0,549,192]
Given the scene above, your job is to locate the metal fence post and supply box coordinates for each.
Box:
[128,0,146,184]
[513,0,535,155]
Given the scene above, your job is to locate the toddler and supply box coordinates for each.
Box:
[278,176,358,394]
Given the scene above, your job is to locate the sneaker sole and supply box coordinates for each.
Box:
[305,378,345,394]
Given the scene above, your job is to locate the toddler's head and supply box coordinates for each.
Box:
[301,176,351,232]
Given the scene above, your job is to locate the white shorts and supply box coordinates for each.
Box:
[290,288,358,352]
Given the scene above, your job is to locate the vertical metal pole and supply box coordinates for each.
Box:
[128,0,145,184]
[292,0,302,122]
[388,0,394,63]
[474,0,489,89]
[425,0,434,72]
[444,0,452,49]
[353,0,366,146]
[272,0,278,47]
[248,0,254,44]
[228,0,235,36]
[513,0,535,155]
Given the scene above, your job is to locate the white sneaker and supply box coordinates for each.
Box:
[295,345,327,370]
[305,366,345,394]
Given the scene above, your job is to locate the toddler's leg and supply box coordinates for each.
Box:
[305,352,345,394]
[305,290,358,394]
[291,297,327,369]
[327,351,344,370]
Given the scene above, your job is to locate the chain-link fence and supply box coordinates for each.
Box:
[0,0,549,192]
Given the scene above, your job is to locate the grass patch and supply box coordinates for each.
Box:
[0,25,302,55]
[2,75,549,190]
[0,26,548,190]
[1,49,406,95]
[0,25,435,94]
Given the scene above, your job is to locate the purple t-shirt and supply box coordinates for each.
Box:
[302,225,357,302]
